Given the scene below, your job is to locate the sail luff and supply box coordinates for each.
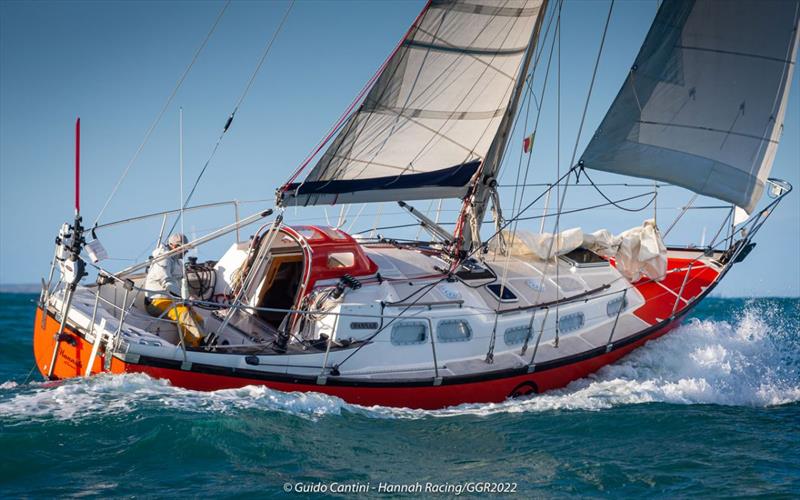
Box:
[579,0,800,213]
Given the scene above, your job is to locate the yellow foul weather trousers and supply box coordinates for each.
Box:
[147,298,205,347]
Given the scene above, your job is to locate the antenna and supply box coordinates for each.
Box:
[180,107,188,300]
[179,107,184,241]
[75,117,80,215]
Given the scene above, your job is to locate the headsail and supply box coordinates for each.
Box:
[279,0,546,207]
[580,0,799,213]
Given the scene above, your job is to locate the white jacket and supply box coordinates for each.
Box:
[144,245,182,299]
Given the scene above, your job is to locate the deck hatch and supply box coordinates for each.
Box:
[486,283,518,302]
[559,248,609,268]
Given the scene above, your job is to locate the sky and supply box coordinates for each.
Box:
[1,0,798,296]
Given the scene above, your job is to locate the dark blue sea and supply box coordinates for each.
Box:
[0,294,798,498]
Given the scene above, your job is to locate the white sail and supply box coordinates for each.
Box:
[280,0,546,206]
[580,0,800,213]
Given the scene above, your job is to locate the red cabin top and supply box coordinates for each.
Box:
[284,225,378,291]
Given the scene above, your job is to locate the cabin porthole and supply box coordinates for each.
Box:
[558,312,585,333]
[504,326,532,346]
[391,321,428,346]
[606,296,628,317]
[437,320,473,343]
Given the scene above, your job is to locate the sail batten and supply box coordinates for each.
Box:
[580,0,800,213]
[404,39,529,56]
[363,104,508,121]
[280,0,546,207]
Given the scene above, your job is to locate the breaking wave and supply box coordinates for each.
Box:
[1,301,797,422]
[386,300,800,418]
[0,375,350,422]
[411,303,799,418]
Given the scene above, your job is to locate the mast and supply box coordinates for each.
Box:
[459,0,549,252]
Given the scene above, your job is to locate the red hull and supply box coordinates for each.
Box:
[33,306,680,409]
[32,255,719,409]
[132,321,678,408]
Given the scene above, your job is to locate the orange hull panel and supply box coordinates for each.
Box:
[33,307,125,379]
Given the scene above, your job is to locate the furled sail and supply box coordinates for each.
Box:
[280,0,546,206]
[580,0,799,213]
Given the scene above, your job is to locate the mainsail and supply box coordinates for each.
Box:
[580,0,799,213]
[280,0,546,206]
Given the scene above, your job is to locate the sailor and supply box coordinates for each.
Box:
[143,233,205,346]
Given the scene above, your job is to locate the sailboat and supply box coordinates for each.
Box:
[32,0,799,409]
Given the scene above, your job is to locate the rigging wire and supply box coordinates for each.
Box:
[554,2,563,345]
[508,0,562,225]
[479,0,615,361]
[331,278,447,373]
[532,0,614,347]
[93,0,232,226]
[515,191,656,221]
[351,190,656,235]
[483,0,560,264]
[506,87,532,231]
[580,167,657,212]
[232,1,295,114]
[451,0,558,251]
[568,2,614,169]
[170,0,295,238]
[499,181,666,188]
[486,0,561,360]
[484,0,556,186]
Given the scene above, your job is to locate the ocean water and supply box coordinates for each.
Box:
[0,294,798,498]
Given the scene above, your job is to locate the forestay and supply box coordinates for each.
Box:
[580,0,800,213]
[280,0,545,206]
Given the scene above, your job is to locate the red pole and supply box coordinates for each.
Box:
[75,117,80,214]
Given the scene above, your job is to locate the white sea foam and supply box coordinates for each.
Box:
[0,303,797,421]
[0,381,18,390]
[389,303,800,418]
[0,374,349,422]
